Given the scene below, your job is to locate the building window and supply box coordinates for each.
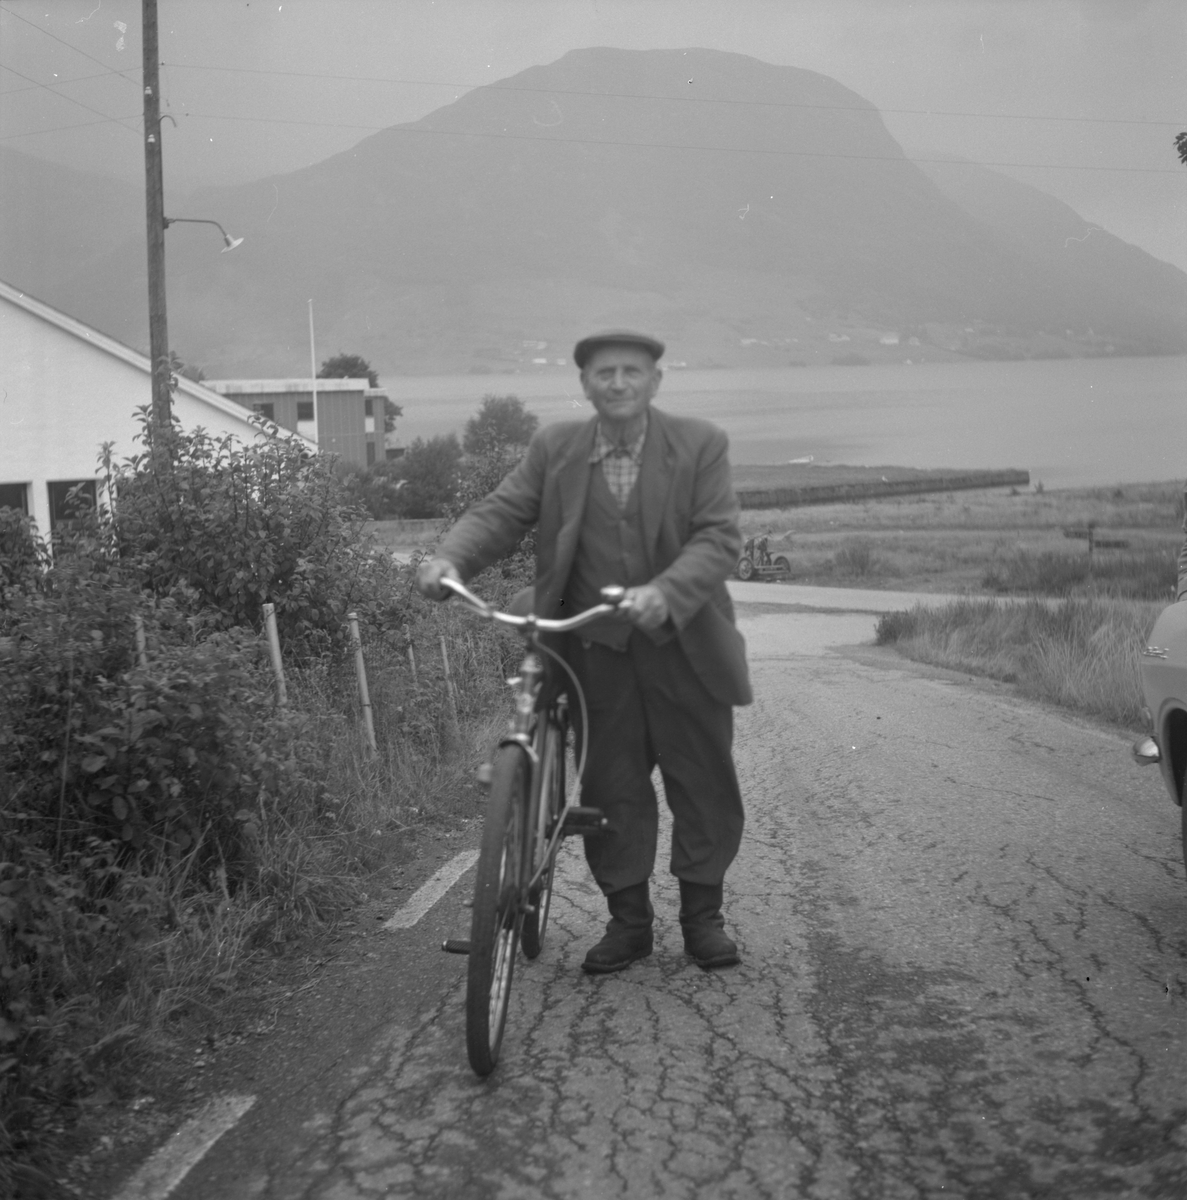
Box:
[296,400,316,442]
[47,479,97,530]
[253,402,275,421]
[0,483,29,513]
[364,398,373,416]
[366,441,376,466]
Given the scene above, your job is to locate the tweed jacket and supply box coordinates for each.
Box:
[438,406,752,707]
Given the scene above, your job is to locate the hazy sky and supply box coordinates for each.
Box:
[2,0,1185,268]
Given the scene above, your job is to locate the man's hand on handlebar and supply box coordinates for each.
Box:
[614,583,670,632]
[417,556,462,601]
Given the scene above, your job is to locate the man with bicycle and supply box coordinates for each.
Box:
[419,330,750,973]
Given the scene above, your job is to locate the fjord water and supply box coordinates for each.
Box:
[390,355,1187,489]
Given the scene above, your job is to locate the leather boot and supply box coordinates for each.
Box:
[582,881,654,974]
[679,880,740,969]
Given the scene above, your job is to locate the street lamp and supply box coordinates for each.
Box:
[164,216,245,252]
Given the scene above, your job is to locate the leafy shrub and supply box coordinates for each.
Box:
[0,509,47,605]
[341,460,408,520]
[0,526,334,1181]
[388,434,462,518]
[107,412,406,660]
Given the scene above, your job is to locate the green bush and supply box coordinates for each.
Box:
[341,459,408,520]
[107,411,406,660]
[0,509,47,605]
[388,434,462,518]
[0,528,328,1182]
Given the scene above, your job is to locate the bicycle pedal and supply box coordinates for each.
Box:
[560,806,608,837]
[441,939,471,954]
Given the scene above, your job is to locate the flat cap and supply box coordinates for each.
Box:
[573,329,665,369]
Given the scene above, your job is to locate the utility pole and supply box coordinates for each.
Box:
[142,0,171,432]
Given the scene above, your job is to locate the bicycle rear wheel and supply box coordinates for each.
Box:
[466,744,527,1076]
[521,714,566,959]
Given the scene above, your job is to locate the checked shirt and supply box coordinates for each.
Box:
[588,417,648,510]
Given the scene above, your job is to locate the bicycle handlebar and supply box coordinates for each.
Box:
[440,576,626,633]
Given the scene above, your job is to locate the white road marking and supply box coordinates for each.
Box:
[112,1093,256,1200]
[384,849,480,930]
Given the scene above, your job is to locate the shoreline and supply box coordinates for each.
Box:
[732,464,1030,510]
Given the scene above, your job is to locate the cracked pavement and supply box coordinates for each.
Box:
[160,607,1186,1200]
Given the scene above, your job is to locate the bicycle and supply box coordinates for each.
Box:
[438,576,626,1076]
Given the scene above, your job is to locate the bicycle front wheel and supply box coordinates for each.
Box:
[521,715,566,960]
[466,744,528,1076]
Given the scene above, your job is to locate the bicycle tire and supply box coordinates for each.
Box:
[466,744,527,1076]
[521,714,566,959]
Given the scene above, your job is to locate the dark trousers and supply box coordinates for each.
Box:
[565,631,745,895]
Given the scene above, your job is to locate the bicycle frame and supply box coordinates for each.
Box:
[441,576,624,894]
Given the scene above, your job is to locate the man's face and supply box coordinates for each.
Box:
[581,344,662,433]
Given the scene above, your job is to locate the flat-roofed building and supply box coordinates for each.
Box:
[205,379,389,467]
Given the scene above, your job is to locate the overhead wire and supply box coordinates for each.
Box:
[0,59,140,136]
[74,107,1180,174]
[0,66,140,97]
[0,2,141,89]
[0,2,141,137]
[0,114,141,141]
[159,61,1187,129]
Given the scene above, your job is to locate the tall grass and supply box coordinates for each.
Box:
[983,547,1177,601]
[875,596,1162,728]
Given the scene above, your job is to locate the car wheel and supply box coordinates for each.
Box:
[736,556,755,581]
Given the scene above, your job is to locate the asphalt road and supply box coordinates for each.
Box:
[117,592,1186,1200]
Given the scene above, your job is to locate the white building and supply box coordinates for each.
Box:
[0,279,312,535]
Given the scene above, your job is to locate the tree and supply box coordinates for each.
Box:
[392,434,462,518]
[463,394,538,456]
[1177,131,1187,165]
[318,351,402,432]
[318,352,379,387]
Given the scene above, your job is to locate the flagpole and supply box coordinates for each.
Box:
[308,298,318,441]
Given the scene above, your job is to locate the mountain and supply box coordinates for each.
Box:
[0,146,144,309]
[5,48,1185,375]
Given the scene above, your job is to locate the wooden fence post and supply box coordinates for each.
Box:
[438,634,462,755]
[262,602,287,707]
[132,613,148,668]
[348,611,378,757]
[405,627,419,689]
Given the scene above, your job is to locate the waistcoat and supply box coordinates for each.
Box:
[562,462,651,650]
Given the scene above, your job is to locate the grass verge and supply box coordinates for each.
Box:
[875,597,1162,729]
